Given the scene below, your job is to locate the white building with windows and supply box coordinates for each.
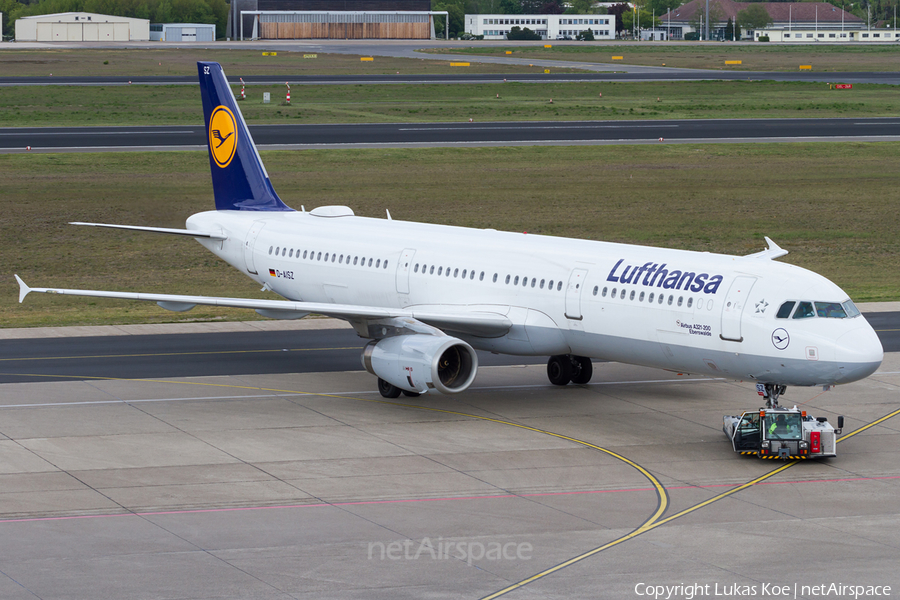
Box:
[464,14,614,40]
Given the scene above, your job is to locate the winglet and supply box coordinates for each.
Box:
[14,274,31,303]
[747,236,789,260]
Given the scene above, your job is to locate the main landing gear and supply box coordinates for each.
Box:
[547,355,593,386]
[759,383,787,408]
[377,378,420,399]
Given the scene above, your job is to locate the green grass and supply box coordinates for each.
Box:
[430,43,900,71]
[1,80,898,127]
[3,143,899,328]
[0,48,583,77]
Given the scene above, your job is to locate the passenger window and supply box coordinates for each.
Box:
[289,249,294,258]
[470,270,475,280]
[368,258,372,267]
[687,297,692,308]
[275,247,280,256]
[332,254,337,263]
[611,287,617,298]
[462,269,467,278]
[630,290,635,301]
[269,246,273,255]
[338,254,343,263]
[375,259,380,268]
[541,279,546,289]
[793,302,815,319]
[558,281,562,291]
[639,291,645,302]
[446,267,450,277]
[384,261,388,269]
[492,273,497,282]
[522,277,528,287]
[481,272,486,281]
[649,292,654,303]
[593,286,598,296]
[514,276,519,285]
[454,268,459,278]
[430,266,435,274]
[658,294,664,304]
[668,295,673,305]
[303,250,308,259]
[438,267,443,275]
[620,289,626,299]
[602,287,608,297]
[324,253,329,261]
[531,278,536,288]
[548,280,554,289]
[414,264,419,273]
[776,301,795,319]
[677,296,683,307]
[317,252,322,261]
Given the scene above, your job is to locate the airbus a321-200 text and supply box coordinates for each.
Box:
[16,62,884,406]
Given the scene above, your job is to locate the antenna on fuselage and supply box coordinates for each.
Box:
[386,209,392,221]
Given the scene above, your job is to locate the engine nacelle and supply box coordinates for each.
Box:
[361,334,478,395]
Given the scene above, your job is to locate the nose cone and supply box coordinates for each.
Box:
[834,321,884,384]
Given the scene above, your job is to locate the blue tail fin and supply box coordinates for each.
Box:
[198,62,292,212]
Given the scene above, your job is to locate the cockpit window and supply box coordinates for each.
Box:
[842,300,861,318]
[816,302,848,318]
[776,301,795,319]
[792,301,815,319]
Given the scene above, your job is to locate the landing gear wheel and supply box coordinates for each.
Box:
[547,355,573,386]
[570,356,593,385]
[402,390,421,398]
[378,378,402,398]
[762,383,787,408]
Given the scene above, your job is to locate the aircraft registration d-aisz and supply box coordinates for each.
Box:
[16,62,883,404]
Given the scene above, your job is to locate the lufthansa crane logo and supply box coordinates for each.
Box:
[209,105,237,168]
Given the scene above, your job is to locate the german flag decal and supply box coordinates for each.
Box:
[269,268,276,277]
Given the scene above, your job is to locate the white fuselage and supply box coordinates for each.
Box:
[188,208,883,388]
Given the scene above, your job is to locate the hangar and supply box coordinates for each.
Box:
[15,12,150,42]
[229,0,441,40]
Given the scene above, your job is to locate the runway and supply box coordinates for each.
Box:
[5,117,900,153]
[0,339,897,599]
[3,71,900,86]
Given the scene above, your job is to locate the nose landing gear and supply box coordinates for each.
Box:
[759,383,787,408]
[547,354,593,386]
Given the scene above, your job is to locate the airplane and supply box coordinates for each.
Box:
[15,61,884,405]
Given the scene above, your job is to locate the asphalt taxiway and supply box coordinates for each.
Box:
[5,117,900,153]
[0,318,897,599]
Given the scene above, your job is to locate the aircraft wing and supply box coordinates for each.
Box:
[14,275,511,338]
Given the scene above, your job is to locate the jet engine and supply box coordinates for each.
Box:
[361,335,478,395]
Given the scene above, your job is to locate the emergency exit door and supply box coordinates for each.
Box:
[243,221,265,274]
[720,276,756,342]
[565,269,588,320]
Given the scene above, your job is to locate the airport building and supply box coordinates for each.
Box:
[150,23,216,42]
[229,0,443,40]
[656,0,877,41]
[15,12,150,42]
[464,13,615,40]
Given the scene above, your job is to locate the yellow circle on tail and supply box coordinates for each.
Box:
[209,106,237,168]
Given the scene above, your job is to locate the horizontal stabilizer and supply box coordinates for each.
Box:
[13,277,513,338]
[746,236,789,260]
[70,222,227,240]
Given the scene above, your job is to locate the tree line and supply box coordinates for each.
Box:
[0,0,228,39]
